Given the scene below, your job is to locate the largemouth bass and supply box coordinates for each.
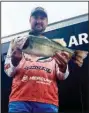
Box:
[22,35,88,60]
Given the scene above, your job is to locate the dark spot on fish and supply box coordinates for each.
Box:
[22,38,29,49]
[29,38,33,49]
[22,38,33,49]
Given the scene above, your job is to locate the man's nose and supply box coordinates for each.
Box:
[36,18,42,23]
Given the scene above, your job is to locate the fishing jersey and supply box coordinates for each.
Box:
[4,35,69,106]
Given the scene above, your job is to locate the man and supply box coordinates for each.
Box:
[4,7,84,113]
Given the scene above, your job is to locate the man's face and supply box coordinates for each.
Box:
[30,14,48,33]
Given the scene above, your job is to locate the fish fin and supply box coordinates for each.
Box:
[52,38,67,47]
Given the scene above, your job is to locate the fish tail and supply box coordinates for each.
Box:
[74,50,88,60]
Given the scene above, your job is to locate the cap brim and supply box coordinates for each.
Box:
[31,10,47,17]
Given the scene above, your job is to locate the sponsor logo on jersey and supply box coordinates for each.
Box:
[21,75,52,85]
[24,66,52,73]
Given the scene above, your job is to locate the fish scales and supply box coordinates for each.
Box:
[22,35,74,57]
[30,35,74,52]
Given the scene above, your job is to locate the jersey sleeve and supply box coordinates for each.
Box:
[4,36,28,77]
[55,62,69,80]
[4,38,18,77]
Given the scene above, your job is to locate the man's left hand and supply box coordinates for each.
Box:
[53,51,70,73]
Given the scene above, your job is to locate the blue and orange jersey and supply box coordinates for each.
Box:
[4,35,69,106]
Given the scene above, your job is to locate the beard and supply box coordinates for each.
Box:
[32,24,46,33]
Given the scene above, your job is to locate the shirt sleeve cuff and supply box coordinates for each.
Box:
[64,65,69,79]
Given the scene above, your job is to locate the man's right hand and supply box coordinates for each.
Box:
[11,48,22,66]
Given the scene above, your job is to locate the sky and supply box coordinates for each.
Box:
[1,2,88,37]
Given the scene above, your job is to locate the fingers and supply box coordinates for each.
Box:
[11,48,22,60]
[60,52,70,60]
[53,51,70,72]
[53,56,67,72]
[55,51,70,64]
[11,48,22,66]
[53,56,62,65]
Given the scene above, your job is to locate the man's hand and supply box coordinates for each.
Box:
[53,51,70,73]
[11,47,22,67]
